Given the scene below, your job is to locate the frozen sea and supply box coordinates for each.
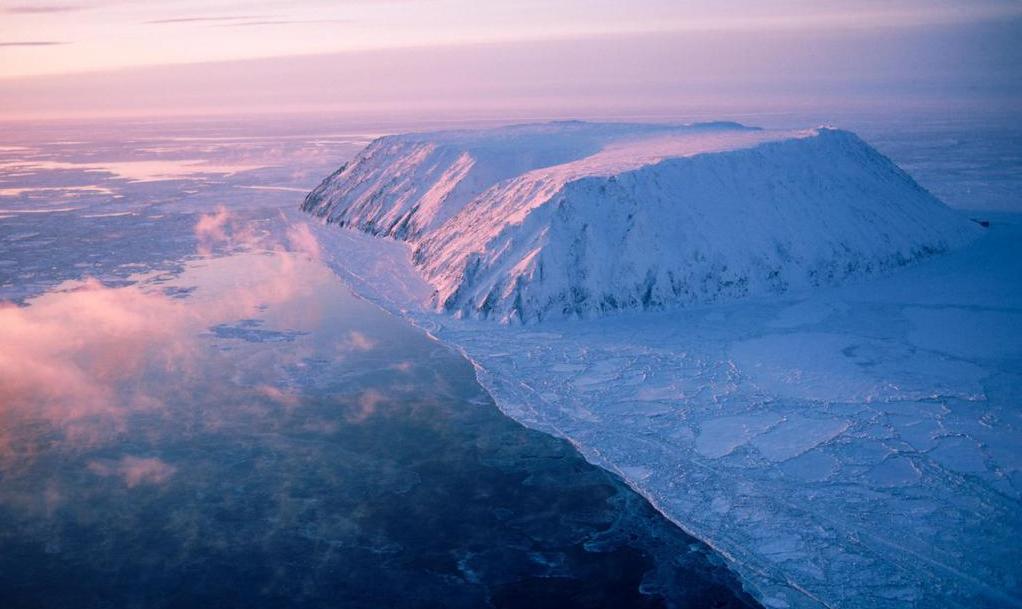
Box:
[1,112,1020,608]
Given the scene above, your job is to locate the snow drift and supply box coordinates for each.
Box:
[304,121,979,322]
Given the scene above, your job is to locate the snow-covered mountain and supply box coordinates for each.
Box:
[305,121,979,322]
[302,121,745,239]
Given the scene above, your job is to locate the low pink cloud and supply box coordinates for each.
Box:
[0,249,327,463]
[391,361,414,373]
[255,383,301,409]
[195,210,322,272]
[347,388,386,423]
[88,455,177,487]
[345,330,376,352]
[194,206,230,243]
[286,222,321,260]
[0,279,193,453]
[194,206,267,256]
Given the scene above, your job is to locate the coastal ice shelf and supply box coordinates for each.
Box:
[303,121,979,322]
[302,121,1021,609]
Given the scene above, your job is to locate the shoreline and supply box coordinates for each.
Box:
[307,212,1022,609]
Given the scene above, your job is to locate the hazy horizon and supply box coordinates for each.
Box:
[1,0,1019,122]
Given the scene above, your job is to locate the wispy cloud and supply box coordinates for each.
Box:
[285,222,322,260]
[344,331,377,352]
[2,4,83,13]
[348,388,386,423]
[88,455,177,487]
[147,15,352,28]
[0,231,319,462]
[221,19,352,28]
[145,15,267,25]
[194,206,268,256]
[0,41,67,47]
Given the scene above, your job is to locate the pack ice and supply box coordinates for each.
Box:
[303,121,1021,608]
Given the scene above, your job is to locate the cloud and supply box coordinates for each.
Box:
[328,330,377,359]
[88,455,177,487]
[144,15,267,25]
[0,246,321,462]
[255,384,300,410]
[0,41,67,47]
[142,14,351,28]
[0,279,192,448]
[345,331,376,351]
[194,206,230,245]
[197,210,326,260]
[194,206,265,255]
[218,18,351,28]
[391,361,414,373]
[348,388,386,423]
[2,4,82,13]
[285,222,321,260]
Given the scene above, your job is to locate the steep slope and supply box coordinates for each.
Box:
[305,122,980,322]
[414,128,978,321]
[302,121,737,239]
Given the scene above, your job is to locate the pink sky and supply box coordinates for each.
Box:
[0,0,1019,120]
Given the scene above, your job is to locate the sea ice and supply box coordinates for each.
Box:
[305,215,1022,608]
[302,122,1022,608]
